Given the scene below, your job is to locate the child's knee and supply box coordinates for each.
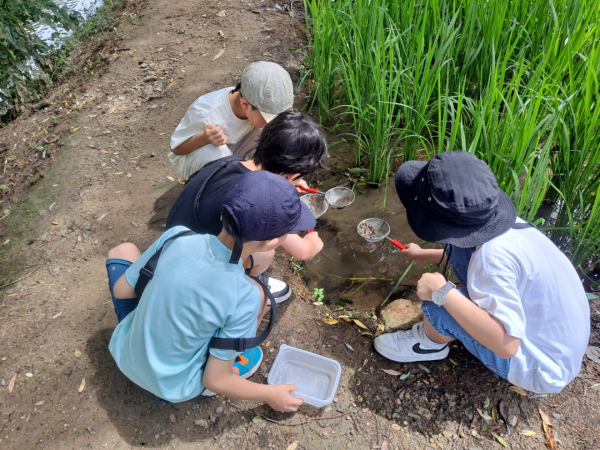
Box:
[107,243,140,261]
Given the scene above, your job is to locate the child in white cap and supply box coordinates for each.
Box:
[169,61,294,180]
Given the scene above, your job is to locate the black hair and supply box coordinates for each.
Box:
[221,208,251,242]
[230,82,258,110]
[252,109,328,180]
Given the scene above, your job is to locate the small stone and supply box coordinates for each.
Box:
[333,397,339,403]
[216,406,223,414]
[418,408,432,420]
[194,419,209,428]
[381,299,423,331]
[53,266,61,276]
[87,426,96,435]
[357,395,363,403]
[508,415,518,427]
[74,350,82,357]
[25,373,33,378]
[155,434,160,440]
[552,413,561,420]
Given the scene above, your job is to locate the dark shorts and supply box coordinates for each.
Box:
[106,258,139,322]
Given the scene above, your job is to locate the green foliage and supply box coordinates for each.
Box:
[312,287,324,302]
[304,0,600,277]
[0,0,81,118]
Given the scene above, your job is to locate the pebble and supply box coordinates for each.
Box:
[552,413,561,420]
[194,419,209,428]
[333,397,339,403]
[25,373,33,378]
[87,427,96,435]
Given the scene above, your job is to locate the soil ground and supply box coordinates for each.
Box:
[1,1,600,449]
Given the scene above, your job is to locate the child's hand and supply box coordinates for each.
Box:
[294,178,309,193]
[204,124,227,146]
[401,243,423,261]
[304,231,324,255]
[267,384,304,412]
[416,272,448,301]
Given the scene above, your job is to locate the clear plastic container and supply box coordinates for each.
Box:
[267,344,342,408]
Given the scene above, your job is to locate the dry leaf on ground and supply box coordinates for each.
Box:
[539,408,557,450]
[322,318,338,325]
[286,442,298,450]
[521,429,537,437]
[382,369,402,376]
[166,176,175,182]
[353,319,368,329]
[52,312,62,319]
[509,385,527,396]
[586,345,600,364]
[8,373,16,393]
[78,377,86,393]
[491,433,508,448]
[213,48,225,60]
[338,315,352,322]
[477,408,492,421]
[375,323,385,336]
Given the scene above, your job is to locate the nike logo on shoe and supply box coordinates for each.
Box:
[412,343,449,354]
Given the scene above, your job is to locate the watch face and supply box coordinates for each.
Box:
[432,291,443,305]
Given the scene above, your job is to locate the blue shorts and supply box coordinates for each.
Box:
[422,300,510,379]
[106,258,139,322]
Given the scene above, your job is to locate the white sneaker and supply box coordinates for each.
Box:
[374,322,450,362]
[257,273,291,305]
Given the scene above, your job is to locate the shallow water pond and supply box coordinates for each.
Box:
[301,175,431,311]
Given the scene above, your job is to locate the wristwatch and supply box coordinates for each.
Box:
[432,281,456,306]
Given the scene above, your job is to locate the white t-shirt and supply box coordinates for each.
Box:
[170,87,252,151]
[467,219,590,393]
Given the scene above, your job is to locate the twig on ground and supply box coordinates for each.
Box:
[254,411,351,426]
[0,266,40,290]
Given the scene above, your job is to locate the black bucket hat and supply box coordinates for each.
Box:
[395,151,516,248]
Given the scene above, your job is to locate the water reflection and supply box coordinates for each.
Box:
[33,0,104,47]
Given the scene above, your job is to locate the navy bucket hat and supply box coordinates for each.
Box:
[223,171,315,242]
[395,151,517,248]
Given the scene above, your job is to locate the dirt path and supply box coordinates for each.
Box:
[1,1,600,449]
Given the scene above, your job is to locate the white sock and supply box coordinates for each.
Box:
[417,323,449,348]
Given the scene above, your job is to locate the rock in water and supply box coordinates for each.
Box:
[381,299,423,331]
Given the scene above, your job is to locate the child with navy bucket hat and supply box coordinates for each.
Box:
[104,171,314,408]
[375,151,590,394]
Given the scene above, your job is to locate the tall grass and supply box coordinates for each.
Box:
[303,0,600,278]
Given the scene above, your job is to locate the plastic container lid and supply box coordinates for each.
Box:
[267,344,342,408]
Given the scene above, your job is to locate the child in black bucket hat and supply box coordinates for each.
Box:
[375,151,589,394]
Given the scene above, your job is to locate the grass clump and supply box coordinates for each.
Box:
[303,0,600,280]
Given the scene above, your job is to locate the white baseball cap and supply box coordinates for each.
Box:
[240,61,294,123]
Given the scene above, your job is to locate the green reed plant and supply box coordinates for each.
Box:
[304,0,600,277]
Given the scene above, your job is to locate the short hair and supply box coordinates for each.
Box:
[230,82,258,110]
[221,208,251,242]
[253,109,328,180]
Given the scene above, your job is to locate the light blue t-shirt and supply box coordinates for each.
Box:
[108,226,260,402]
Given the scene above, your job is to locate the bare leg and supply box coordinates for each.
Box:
[248,249,275,277]
[108,243,141,262]
[424,316,454,344]
[251,279,269,328]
